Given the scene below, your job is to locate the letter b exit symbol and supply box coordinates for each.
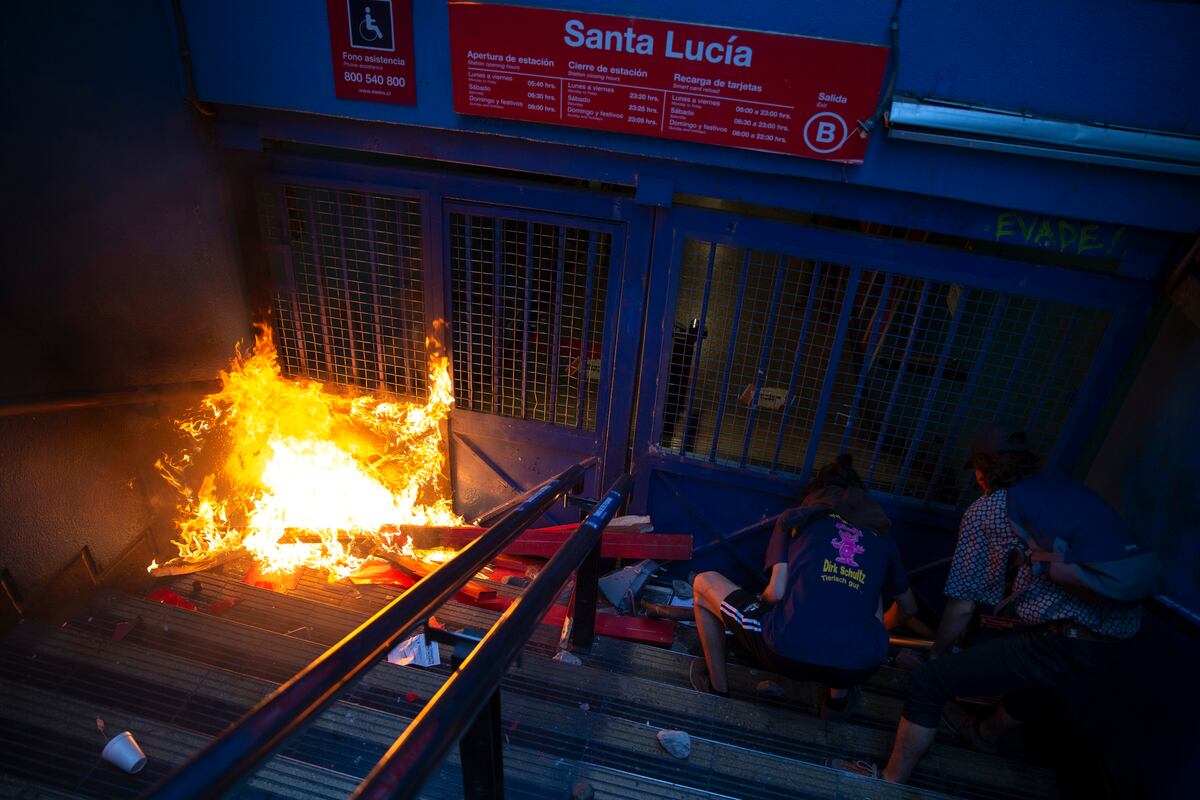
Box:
[803,112,848,154]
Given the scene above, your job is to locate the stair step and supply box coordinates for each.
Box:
[167,571,1055,800]
[202,569,911,720]
[84,586,1052,800]
[0,621,741,800]
[1,774,83,800]
[0,676,364,800]
[167,574,903,730]
[285,569,919,702]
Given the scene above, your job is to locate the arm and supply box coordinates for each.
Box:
[931,493,1005,657]
[931,598,976,659]
[762,562,787,605]
[883,587,918,630]
[760,509,795,606]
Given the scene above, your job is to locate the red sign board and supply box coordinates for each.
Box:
[327,0,416,105]
[448,3,889,163]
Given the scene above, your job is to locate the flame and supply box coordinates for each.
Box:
[155,326,462,580]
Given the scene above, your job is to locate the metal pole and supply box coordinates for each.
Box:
[351,473,633,800]
[458,688,505,799]
[567,534,604,652]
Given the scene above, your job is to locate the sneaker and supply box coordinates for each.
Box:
[688,658,729,697]
[819,685,861,722]
[941,704,1000,754]
[962,717,1001,754]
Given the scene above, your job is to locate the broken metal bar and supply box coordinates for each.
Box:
[656,471,763,585]
[890,635,934,650]
[426,525,692,560]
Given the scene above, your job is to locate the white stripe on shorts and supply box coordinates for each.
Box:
[721,600,762,631]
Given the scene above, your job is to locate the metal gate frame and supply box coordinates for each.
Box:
[256,154,655,519]
[255,151,1157,559]
[626,204,1156,571]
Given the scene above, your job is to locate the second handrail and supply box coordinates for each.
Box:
[351,473,634,800]
[145,461,587,800]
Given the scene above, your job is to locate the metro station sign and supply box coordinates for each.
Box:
[448,3,890,163]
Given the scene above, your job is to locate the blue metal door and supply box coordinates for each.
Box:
[443,198,650,522]
[258,162,653,524]
[627,205,1154,581]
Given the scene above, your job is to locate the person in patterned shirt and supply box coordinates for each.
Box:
[875,422,1139,784]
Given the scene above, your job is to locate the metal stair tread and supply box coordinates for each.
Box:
[0,617,956,800]
[30,588,1055,800]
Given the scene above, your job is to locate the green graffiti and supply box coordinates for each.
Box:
[995,211,1017,240]
[1032,219,1056,247]
[992,212,1126,257]
[1016,214,1037,244]
[1078,223,1103,254]
[1057,220,1078,252]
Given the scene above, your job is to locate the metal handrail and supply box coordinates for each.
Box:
[1148,593,1200,641]
[351,473,634,800]
[144,461,587,800]
[474,456,598,526]
[0,379,219,418]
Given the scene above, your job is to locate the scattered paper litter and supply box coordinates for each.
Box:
[387,632,440,667]
[608,514,653,532]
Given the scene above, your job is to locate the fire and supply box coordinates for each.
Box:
[154,326,463,580]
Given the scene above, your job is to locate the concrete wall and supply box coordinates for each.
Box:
[1088,302,1200,614]
[178,0,1200,231]
[0,1,252,592]
[1082,299,1200,800]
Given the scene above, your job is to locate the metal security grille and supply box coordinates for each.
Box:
[663,239,1111,507]
[449,212,611,430]
[259,184,427,398]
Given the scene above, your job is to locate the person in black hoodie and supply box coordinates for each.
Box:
[689,455,917,716]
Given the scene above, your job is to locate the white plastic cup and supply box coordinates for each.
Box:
[101,731,147,773]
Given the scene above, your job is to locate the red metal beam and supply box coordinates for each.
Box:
[419,526,692,561]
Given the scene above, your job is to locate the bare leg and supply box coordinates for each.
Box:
[882,718,938,783]
[691,571,740,695]
[693,601,730,693]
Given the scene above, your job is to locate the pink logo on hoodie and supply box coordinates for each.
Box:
[830,522,865,567]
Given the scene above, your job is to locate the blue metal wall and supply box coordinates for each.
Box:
[178,0,1200,232]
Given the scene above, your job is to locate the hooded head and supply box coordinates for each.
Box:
[800,454,892,536]
[963,421,1032,469]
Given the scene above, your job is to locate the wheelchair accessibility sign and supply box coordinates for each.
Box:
[348,1,394,51]
[326,0,415,104]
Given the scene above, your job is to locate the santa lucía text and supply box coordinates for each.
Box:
[563,19,753,67]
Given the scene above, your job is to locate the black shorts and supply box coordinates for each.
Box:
[719,589,878,689]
